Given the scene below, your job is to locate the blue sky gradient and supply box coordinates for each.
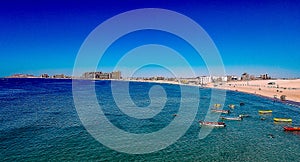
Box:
[0,0,299,77]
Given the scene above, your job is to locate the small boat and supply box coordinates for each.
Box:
[220,116,243,121]
[211,109,230,114]
[214,104,221,108]
[283,126,300,131]
[228,104,235,109]
[259,110,272,114]
[274,118,292,122]
[240,102,245,106]
[268,134,275,138]
[239,114,250,118]
[199,121,226,127]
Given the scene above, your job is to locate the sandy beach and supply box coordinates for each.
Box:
[206,79,300,103]
[111,78,300,104]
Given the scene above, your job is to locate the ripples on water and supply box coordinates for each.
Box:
[0,78,300,161]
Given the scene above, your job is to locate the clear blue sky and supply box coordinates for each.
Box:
[1,0,299,78]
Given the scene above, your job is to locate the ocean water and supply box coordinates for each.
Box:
[1,78,300,161]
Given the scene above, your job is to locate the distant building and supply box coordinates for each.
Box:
[198,76,212,85]
[260,74,271,80]
[111,71,121,79]
[97,72,110,79]
[221,76,228,82]
[167,78,176,81]
[52,74,65,79]
[82,71,122,80]
[156,76,165,80]
[211,76,227,82]
[40,74,49,78]
[241,73,250,81]
[7,74,36,78]
[250,75,256,80]
[184,78,199,84]
[83,72,95,79]
[227,75,238,81]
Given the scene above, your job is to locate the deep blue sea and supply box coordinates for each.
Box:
[1,78,300,161]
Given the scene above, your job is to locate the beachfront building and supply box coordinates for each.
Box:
[198,76,212,85]
[227,75,238,81]
[221,76,228,82]
[241,73,250,81]
[260,74,271,80]
[250,75,256,80]
[211,76,227,82]
[156,76,165,80]
[167,78,176,81]
[183,78,199,85]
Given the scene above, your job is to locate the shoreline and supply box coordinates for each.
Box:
[206,79,300,107]
[115,79,300,107]
[217,86,300,108]
[2,77,300,107]
[107,79,300,107]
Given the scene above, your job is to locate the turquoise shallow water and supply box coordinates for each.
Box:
[1,78,300,161]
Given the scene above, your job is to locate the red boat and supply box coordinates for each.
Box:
[199,121,226,127]
[283,126,300,131]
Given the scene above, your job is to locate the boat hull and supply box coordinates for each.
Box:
[214,104,221,108]
[284,126,300,131]
[221,117,242,121]
[228,104,235,109]
[199,121,226,128]
[211,110,230,114]
[274,118,292,122]
[259,110,272,114]
[239,114,250,118]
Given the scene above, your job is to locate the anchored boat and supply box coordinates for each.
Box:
[220,116,243,121]
[239,114,250,118]
[259,110,272,114]
[283,126,300,131]
[228,104,235,109]
[274,118,292,122]
[211,109,230,114]
[214,104,221,108]
[199,121,226,127]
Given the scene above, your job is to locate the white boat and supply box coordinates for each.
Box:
[199,121,226,127]
[220,116,243,121]
[239,114,250,118]
[211,109,230,114]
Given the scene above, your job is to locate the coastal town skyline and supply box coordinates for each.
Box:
[1,1,300,78]
[2,66,299,79]
[0,70,300,81]
[3,70,287,81]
